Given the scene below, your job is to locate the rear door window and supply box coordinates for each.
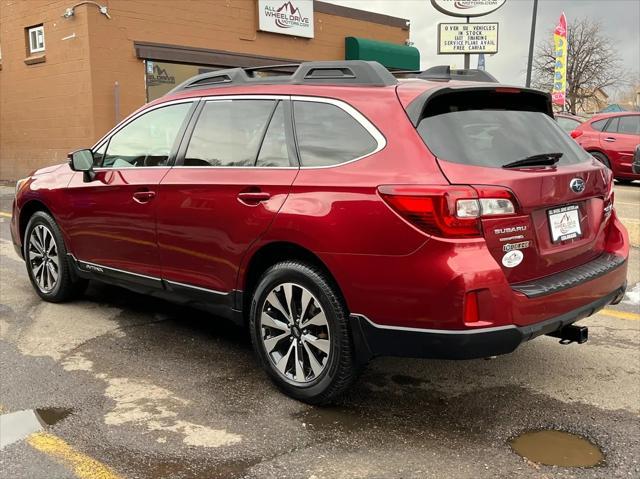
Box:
[417,109,591,168]
[184,100,275,167]
[603,117,619,133]
[617,115,640,135]
[256,102,290,167]
[293,101,378,167]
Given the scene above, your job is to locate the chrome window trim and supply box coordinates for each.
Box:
[92,94,386,171]
[352,314,516,335]
[170,94,386,170]
[92,166,172,171]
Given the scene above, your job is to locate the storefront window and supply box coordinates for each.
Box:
[146,61,216,101]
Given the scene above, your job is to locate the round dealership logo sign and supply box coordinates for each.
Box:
[431,0,507,17]
[502,250,524,268]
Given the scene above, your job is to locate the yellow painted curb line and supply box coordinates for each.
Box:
[27,432,122,479]
[601,309,640,321]
[0,211,11,218]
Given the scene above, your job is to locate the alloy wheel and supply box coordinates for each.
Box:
[259,282,331,384]
[28,225,60,293]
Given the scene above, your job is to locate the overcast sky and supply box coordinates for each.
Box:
[327,0,640,89]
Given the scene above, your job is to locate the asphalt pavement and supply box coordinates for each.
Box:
[0,183,638,479]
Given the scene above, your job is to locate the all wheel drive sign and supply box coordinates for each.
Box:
[258,0,314,38]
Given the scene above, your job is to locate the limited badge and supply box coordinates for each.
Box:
[502,250,524,268]
[503,241,531,252]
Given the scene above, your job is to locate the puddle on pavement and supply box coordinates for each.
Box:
[511,430,604,467]
[391,374,425,387]
[35,407,73,426]
[0,408,72,449]
[293,406,364,432]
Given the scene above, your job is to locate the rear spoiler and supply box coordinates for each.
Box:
[404,85,554,127]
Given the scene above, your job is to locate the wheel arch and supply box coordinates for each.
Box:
[19,200,53,247]
[240,241,348,320]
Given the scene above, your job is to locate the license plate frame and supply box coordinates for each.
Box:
[548,204,582,243]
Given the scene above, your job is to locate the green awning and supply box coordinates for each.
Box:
[345,37,419,71]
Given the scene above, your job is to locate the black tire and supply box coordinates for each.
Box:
[24,211,88,302]
[615,179,634,185]
[590,151,611,169]
[249,261,359,405]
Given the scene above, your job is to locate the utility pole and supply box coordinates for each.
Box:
[464,16,470,69]
[525,0,539,87]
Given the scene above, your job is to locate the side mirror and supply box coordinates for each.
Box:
[68,149,95,182]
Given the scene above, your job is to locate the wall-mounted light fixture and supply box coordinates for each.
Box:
[62,1,111,19]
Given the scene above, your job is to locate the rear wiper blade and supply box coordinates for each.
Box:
[502,153,563,169]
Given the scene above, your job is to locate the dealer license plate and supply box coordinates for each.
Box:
[548,204,582,242]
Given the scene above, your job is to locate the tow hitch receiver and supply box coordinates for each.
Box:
[547,324,589,345]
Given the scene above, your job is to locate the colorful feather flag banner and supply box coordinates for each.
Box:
[552,12,568,108]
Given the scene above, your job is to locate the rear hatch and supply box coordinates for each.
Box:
[411,86,613,283]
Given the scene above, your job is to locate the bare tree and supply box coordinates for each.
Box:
[532,17,626,114]
[612,80,640,110]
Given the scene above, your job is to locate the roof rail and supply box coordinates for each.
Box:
[166,60,398,95]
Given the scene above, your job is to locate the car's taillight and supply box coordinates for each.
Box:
[604,191,614,221]
[378,185,518,238]
[570,130,583,139]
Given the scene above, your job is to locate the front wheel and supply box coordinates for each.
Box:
[24,212,87,302]
[249,261,359,405]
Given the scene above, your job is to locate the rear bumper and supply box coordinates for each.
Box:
[351,282,626,360]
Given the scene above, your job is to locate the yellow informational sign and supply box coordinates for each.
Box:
[552,13,568,107]
[438,23,499,54]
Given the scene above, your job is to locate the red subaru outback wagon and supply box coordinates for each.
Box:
[11,61,629,404]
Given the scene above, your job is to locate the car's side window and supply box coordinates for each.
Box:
[101,103,192,168]
[256,102,290,167]
[603,117,619,133]
[618,115,640,135]
[184,100,275,167]
[293,101,377,167]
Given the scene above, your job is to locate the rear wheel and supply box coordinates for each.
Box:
[249,261,359,404]
[590,151,611,169]
[24,212,87,302]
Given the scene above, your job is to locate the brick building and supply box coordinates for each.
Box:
[0,0,415,181]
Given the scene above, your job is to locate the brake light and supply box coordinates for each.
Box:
[604,191,614,220]
[378,185,518,238]
[495,87,521,94]
[570,130,583,139]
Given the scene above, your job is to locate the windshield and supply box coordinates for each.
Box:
[417,110,592,168]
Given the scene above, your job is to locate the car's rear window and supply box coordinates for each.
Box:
[417,109,591,168]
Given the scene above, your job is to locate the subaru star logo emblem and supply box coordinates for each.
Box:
[570,178,585,193]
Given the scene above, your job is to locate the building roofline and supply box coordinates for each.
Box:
[315,1,410,30]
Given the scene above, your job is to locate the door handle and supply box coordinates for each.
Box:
[237,191,271,205]
[604,137,616,142]
[133,190,156,204]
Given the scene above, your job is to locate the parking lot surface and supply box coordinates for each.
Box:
[0,183,638,479]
